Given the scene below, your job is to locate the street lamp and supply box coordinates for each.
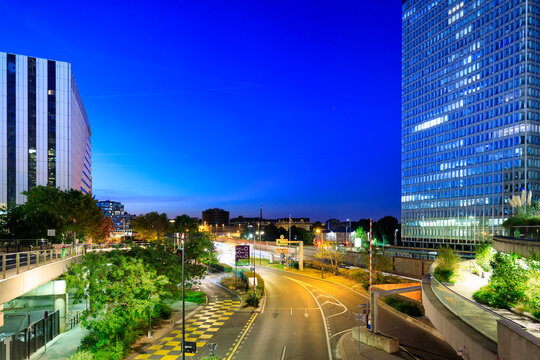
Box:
[204,248,210,274]
[394,229,398,246]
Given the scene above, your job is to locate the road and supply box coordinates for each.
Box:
[233,267,460,360]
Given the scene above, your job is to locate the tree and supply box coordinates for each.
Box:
[171,214,199,234]
[374,216,399,245]
[263,224,287,242]
[290,226,314,245]
[131,212,170,241]
[67,251,171,357]
[316,240,346,275]
[0,186,106,242]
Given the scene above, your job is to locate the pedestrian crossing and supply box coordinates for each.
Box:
[134,299,240,359]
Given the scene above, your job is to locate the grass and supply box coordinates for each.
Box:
[184,290,206,304]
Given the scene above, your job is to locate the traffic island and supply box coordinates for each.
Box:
[352,326,399,353]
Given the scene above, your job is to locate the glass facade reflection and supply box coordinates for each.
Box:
[401,0,540,250]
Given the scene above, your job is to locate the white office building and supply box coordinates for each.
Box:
[0,52,91,206]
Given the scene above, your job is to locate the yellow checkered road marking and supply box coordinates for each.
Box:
[135,299,240,359]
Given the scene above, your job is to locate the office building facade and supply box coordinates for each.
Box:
[0,52,91,207]
[202,208,230,226]
[401,0,540,250]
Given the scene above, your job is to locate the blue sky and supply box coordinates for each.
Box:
[1,0,402,221]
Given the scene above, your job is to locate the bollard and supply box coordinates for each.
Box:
[28,252,31,271]
[16,253,20,274]
[2,254,6,279]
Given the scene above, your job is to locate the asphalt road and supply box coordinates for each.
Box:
[233,267,460,360]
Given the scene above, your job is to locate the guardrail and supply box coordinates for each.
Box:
[1,245,86,279]
[429,263,524,343]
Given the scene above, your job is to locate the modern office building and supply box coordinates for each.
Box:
[401,0,540,250]
[0,52,91,207]
[97,200,133,237]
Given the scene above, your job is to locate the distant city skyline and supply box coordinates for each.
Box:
[0,1,402,221]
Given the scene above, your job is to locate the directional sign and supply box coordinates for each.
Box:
[276,235,288,246]
[235,245,250,266]
[184,341,197,353]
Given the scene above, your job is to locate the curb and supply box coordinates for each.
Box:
[336,330,353,360]
[261,265,445,341]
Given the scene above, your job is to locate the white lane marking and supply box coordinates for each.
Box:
[285,276,334,360]
[290,308,293,317]
[281,346,287,360]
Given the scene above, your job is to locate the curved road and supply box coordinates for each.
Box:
[233,267,460,360]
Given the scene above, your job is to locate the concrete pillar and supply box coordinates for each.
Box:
[53,280,68,333]
[0,303,3,327]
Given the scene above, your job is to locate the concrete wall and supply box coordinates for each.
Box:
[497,319,540,360]
[422,274,497,360]
[0,255,82,304]
[493,236,540,258]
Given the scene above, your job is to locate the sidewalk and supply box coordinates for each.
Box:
[30,325,85,360]
[338,330,402,360]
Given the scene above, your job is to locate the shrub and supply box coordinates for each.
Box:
[533,310,540,320]
[156,302,172,319]
[292,261,299,270]
[433,247,460,283]
[474,243,493,272]
[212,263,233,273]
[384,297,422,317]
[185,290,206,304]
[201,356,222,360]
[68,351,94,360]
[245,289,262,307]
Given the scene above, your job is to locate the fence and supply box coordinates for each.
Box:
[0,310,60,360]
[1,245,86,279]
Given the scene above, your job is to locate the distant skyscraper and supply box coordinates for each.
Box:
[0,52,91,207]
[401,0,540,250]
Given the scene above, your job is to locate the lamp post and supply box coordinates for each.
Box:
[181,239,185,360]
[394,229,398,246]
[204,248,210,274]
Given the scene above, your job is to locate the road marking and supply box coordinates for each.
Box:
[225,312,258,360]
[289,308,293,317]
[285,277,334,360]
[281,346,287,360]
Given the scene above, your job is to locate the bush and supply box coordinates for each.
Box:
[433,269,454,283]
[68,351,94,360]
[384,297,422,317]
[433,247,460,283]
[201,356,222,360]
[292,261,299,270]
[212,263,233,273]
[245,289,261,307]
[156,302,172,319]
[533,310,540,320]
[474,242,493,272]
[185,290,206,304]
[220,275,246,291]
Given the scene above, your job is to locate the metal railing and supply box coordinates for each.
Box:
[1,245,86,279]
[0,311,60,360]
[429,263,525,343]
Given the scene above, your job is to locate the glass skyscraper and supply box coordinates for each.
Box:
[0,52,91,207]
[401,0,540,250]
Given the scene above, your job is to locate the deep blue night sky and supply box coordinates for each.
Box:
[0,0,402,221]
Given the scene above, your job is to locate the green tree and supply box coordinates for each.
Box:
[131,212,170,241]
[0,186,105,243]
[263,224,287,242]
[67,251,171,358]
[290,226,314,245]
[171,214,199,234]
[374,216,399,245]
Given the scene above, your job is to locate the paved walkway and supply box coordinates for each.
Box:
[338,330,402,360]
[453,268,540,338]
[30,325,84,360]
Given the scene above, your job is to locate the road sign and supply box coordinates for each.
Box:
[275,248,289,254]
[47,229,55,237]
[235,245,250,266]
[184,341,197,353]
[276,235,288,246]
